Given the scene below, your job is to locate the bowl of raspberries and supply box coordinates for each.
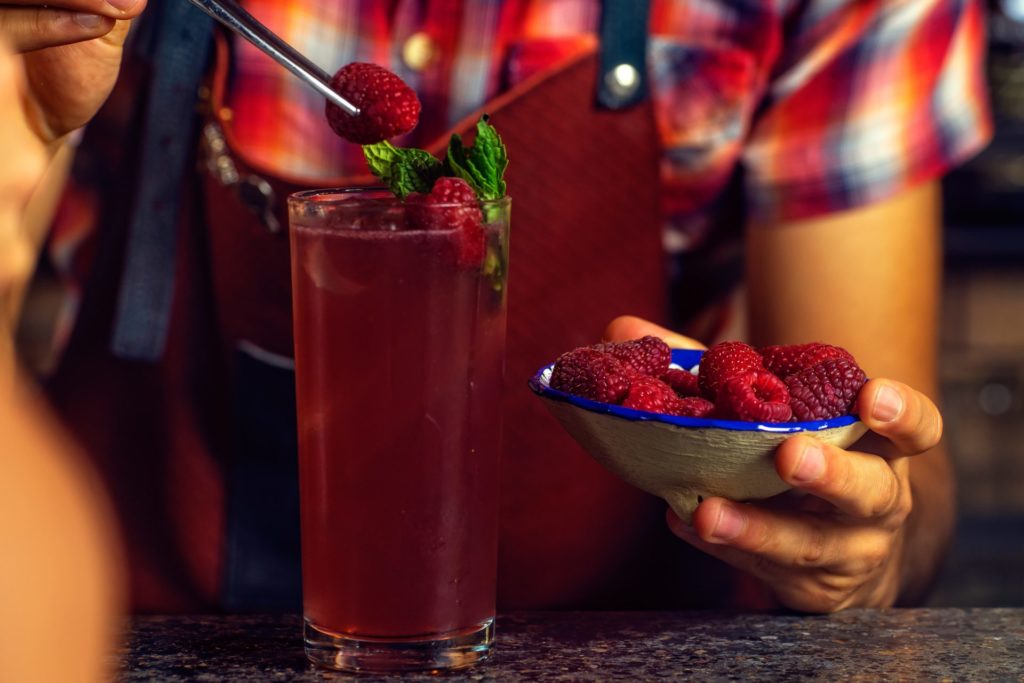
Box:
[528,336,870,521]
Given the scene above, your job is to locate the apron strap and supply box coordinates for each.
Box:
[596,0,652,110]
[110,0,214,361]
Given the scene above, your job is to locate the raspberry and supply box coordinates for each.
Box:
[550,347,632,404]
[594,336,671,378]
[662,368,700,398]
[676,396,714,418]
[785,358,868,421]
[326,62,421,144]
[698,341,764,400]
[406,178,485,267]
[622,377,682,414]
[715,370,793,422]
[761,343,856,380]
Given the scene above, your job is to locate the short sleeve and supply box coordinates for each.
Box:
[742,0,992,223]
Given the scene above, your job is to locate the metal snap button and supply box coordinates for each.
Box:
[605,63,641,100]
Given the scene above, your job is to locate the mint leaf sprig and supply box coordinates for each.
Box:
[445,116,508,201]
[362,116,509,295]
[362,141,444,198]
[361,115,508,202]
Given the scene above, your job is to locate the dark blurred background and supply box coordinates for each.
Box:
[927,0,1024,607]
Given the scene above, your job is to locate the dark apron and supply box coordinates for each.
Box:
[45,1,739,612]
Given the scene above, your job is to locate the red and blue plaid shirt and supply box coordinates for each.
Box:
[227,0,991,232]
[44,0,991,355]
[52,1,994,270]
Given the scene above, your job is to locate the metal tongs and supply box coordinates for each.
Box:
[186,0,361,117]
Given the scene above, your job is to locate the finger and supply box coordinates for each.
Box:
[0,8,114,52]
[668,508,895,612]
[98,13,132,46]
[0,0,143,19]
[856,379,943,455]
[667,509,790,579]
[603,315,706,350]
[667,516,840,611]
[670,503,897,580]
[680,498,867,571]
[775,435,911,522]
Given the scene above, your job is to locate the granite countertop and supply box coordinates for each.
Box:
[118,609,1024,681]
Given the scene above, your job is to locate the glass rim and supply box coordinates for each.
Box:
[288,186,511,209]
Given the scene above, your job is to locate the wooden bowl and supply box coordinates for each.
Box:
[529,349,868,522]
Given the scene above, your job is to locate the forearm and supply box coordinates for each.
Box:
[741,182,952,610]
[0,379,125,683]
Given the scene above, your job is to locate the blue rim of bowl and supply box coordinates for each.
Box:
[528,348,860,433]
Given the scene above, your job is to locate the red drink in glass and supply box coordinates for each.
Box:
[288,189,509,672]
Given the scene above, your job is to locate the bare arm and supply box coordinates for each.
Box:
[746,180,953,604]
[0,43,124,682]
[0,381,125,683]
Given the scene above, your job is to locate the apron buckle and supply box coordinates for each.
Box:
[201,121,281,235]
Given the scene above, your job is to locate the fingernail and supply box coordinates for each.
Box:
[873,385,903,422]
[792,443,825,483]
[106,0,138,11]
[72,13,104,28]
[710,504,744,542]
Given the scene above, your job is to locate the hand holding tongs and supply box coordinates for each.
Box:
[185,0,360,117]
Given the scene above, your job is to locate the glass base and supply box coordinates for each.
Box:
[303,618,494,673]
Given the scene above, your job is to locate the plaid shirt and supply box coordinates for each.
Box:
[42,0,991,358]
[228,0,991,233]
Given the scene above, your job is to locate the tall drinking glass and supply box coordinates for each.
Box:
[287,188,509,672]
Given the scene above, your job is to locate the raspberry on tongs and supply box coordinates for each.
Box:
[326,62,421,144]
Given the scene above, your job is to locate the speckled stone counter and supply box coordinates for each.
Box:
[118,609,1024,681]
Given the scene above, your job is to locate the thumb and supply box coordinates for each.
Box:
[97,17,133,48]
[602,315,706,350]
